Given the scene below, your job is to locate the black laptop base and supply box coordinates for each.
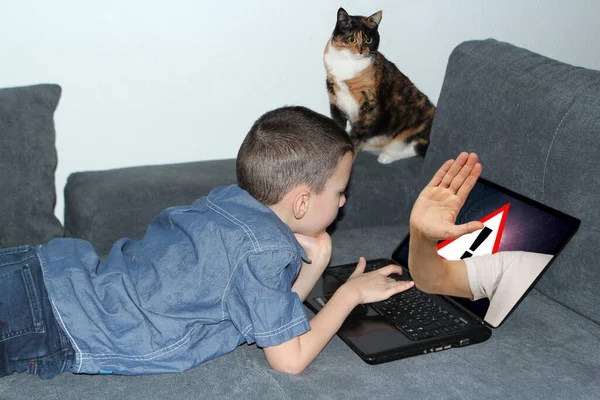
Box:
[305,259,492,365]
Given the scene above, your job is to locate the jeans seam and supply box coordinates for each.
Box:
[21,264,45,332]
[1,247,75,377]
[11,347,73,365]
[0,262,47,341]
[0,254,35,268]
[0,246,32,258]
[0,328,45,343]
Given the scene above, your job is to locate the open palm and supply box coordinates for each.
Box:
[410,152,484,241]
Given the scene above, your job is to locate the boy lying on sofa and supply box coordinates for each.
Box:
[1,106,519,379]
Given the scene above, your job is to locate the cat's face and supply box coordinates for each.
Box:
[331,8,382,57]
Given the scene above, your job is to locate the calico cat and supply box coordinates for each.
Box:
[324,8,436,163]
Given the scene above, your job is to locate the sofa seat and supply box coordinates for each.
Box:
[329,224,411,266]
[4,287,597,400]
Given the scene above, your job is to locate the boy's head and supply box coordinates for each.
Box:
[237,106,354,206]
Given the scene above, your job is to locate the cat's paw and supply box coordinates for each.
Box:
[377,144,418,164]
[377,153,398,164]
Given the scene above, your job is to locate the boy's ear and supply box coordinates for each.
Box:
[292,189,311,220]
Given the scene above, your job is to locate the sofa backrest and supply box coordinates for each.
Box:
[64,160,238,257]
[423,39,600,323]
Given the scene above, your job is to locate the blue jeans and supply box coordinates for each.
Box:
[0,246,74,379]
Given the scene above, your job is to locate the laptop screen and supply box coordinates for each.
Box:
[392,178,579,328]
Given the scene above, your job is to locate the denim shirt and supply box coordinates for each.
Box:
[37,185,311,375]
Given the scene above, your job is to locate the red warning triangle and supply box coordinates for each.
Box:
[437,203,510,260]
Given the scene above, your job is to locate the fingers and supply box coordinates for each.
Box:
[373,273,414,300]
[456,162,482,202]
[440,152,470,188]
[428,159,454,187]
[451,220,485,237]
[430,153,481,197]
[376,264,404,276]
[376,280,415,303]
[448,154,479,194]
[350,257,367,277]
[388,281,415,297]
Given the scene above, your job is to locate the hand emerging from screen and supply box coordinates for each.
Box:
[410,152,484,241]
[408,152,484,297]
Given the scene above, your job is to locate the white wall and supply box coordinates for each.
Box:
[1,0,599,221]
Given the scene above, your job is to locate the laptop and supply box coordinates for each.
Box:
[305,177,580,364]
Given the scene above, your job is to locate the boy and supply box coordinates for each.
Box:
[0,106,414,379]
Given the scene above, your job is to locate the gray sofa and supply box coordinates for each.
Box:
[1,39,599,399]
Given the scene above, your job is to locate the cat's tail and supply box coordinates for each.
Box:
[415,139,429,157]
[402,117,432,157]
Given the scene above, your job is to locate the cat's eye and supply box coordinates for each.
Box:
[365,37,373,45]
[347,36,356,44]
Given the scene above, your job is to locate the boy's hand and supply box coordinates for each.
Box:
[293,231,332,270]
[268,256,411,375]
[292,231,332,302]
[410,152,484,241]
[342,257,414,305]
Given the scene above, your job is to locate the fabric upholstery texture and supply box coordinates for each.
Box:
[2,235,598,399]
[423,39,600,323]
[64,152,422,257]
[0,84,63,248]
[2,40,599,399]
[64,159,237,256]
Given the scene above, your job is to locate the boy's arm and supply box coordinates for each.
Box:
[264,258,414,374]
[408,152,484,297]
[291,232,332,302]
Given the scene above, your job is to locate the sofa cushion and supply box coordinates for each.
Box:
[2,241,598,399]
[0,84,63,248]
[423,39,600,324]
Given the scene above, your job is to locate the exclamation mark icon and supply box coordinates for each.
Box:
[460,227,492,259]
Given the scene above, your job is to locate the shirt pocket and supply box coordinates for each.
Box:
[0,262,45,342]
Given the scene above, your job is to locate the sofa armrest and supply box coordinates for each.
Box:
[64,159,237,256]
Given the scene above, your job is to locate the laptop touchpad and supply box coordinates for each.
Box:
[315,294,368,317]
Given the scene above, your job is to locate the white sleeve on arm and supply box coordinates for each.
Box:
[465,251,554,301]
[464,252,517,301]
[465,251,554,327]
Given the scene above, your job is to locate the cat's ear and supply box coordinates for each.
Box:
[367,10,382,28]
[337,7,350,24]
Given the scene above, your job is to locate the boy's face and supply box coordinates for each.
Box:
[299,152,353,237]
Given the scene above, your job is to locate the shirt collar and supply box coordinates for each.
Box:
[208,185,311,262]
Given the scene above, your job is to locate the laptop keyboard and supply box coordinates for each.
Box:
[327,261,469,341]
